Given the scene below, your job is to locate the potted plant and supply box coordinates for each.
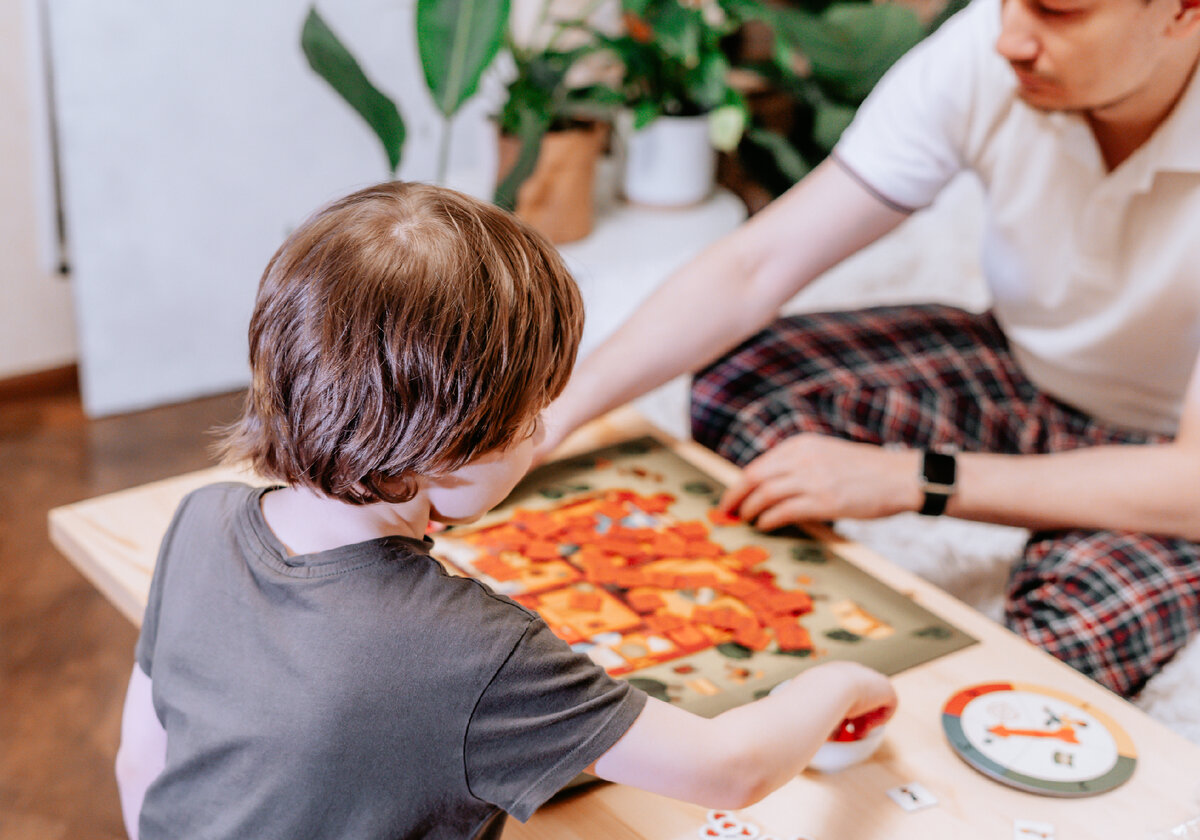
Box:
[302,0,619,243]
[600,0,929,206]
[494,1,629,241]
[599,0,745,206]
[494,43,619,242]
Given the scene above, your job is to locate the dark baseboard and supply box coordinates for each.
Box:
[0,364,79,402]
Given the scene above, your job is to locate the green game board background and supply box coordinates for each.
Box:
[435,436,976,718]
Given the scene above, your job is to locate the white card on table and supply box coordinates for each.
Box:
[886,782,939,812]
[1013,819,1055,839]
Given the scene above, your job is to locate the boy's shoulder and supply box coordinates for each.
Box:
[175,480,264,517]
[187,479,268,503]
[176,480,300,534]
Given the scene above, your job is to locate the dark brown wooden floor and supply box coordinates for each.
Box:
[0,381,245,840]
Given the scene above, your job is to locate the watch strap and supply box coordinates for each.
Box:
[919,450,957,516]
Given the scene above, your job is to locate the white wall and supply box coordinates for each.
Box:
[48,0,504,415]
[0,0,77,380]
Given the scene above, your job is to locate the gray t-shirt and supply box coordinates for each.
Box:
[136,483,646,839]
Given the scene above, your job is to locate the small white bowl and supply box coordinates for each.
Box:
[808,724,887,773]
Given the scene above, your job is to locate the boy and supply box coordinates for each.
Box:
[115,181,896,839]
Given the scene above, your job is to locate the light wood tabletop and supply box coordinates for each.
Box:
[49,408,1200,839]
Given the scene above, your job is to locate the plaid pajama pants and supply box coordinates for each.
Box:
[690,304,1200,698]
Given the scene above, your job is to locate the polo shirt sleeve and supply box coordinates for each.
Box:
[463,618,648,822]
[833,0,995,211]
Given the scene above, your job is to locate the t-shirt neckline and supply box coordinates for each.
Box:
[239,484,435,578]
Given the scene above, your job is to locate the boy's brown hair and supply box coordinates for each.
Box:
[220,181,584,505]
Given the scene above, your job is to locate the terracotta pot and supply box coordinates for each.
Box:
[497,122,605,244]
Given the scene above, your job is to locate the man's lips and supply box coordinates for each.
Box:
[1010,64,1050,89]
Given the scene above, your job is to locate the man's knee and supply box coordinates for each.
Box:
[1004,530,1200,697]
[689,315,839,462]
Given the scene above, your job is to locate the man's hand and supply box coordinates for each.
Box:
[719,434,924,530]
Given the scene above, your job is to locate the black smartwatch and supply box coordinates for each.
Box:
[918,450,957,516]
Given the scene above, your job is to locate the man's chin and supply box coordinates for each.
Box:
[1009,66,1071,110]
[1015,84,1070,112]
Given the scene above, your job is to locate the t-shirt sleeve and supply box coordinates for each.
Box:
[134,491,196,678]
[464,618,648,822]
[832,0,994,210]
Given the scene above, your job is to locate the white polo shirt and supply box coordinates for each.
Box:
[834,0,1200,436]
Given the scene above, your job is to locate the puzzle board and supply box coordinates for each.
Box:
[432,436,976,717]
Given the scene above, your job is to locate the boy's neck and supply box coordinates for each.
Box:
[259,485,430,557]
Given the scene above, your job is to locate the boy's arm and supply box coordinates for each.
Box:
[540,159,908,456]
[588,661,896,809]
[722,349,1200,541]
[115,663,167,840]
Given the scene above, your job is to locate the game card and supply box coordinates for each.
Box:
[886,781,939,812]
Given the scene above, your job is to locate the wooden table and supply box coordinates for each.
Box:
[50,409,1200,839]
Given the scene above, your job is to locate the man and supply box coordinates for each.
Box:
[540,0,1200,697]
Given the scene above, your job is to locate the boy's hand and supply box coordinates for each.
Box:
[807,660,898,736]
[838,662,898,731]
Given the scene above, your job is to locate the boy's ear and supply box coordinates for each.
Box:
[370,472,423,502]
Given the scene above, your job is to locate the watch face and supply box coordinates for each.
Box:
[942,682,1137,797]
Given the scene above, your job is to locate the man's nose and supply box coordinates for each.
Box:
[995,0,1040,63]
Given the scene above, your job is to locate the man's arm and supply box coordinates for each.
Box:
[115,663,167,840]
[945,352,1200,539]
[588,661,896,808]
[723,351,1200,541]
[542,159,909,453]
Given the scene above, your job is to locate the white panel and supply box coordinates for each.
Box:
[48,0,502,415]
[20,0,63,276]
[0,0,76,379]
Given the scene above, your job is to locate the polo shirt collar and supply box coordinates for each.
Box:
[1037,63,1200,190]
[1043,110,1101,172]
[1148,60,1200,176]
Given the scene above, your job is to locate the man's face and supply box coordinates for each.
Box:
[995,0,1183,112]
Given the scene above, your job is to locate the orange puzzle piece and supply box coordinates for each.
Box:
[707,508,741,527]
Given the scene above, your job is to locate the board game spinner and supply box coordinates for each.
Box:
[432,437,976,717]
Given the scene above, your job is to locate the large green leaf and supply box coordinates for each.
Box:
[301,7,406,173]
[745,125,812,183]
[654,3,703,69]
[724,0,849,80]
[416,0,511,118]
[493,109,550,211]
[734,0,922,103]
[632,99,661,130]
[813,100,855,151]
[693,51,731,110]
[819,2,925,101]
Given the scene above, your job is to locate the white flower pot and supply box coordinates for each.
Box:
[622,113,716,208]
